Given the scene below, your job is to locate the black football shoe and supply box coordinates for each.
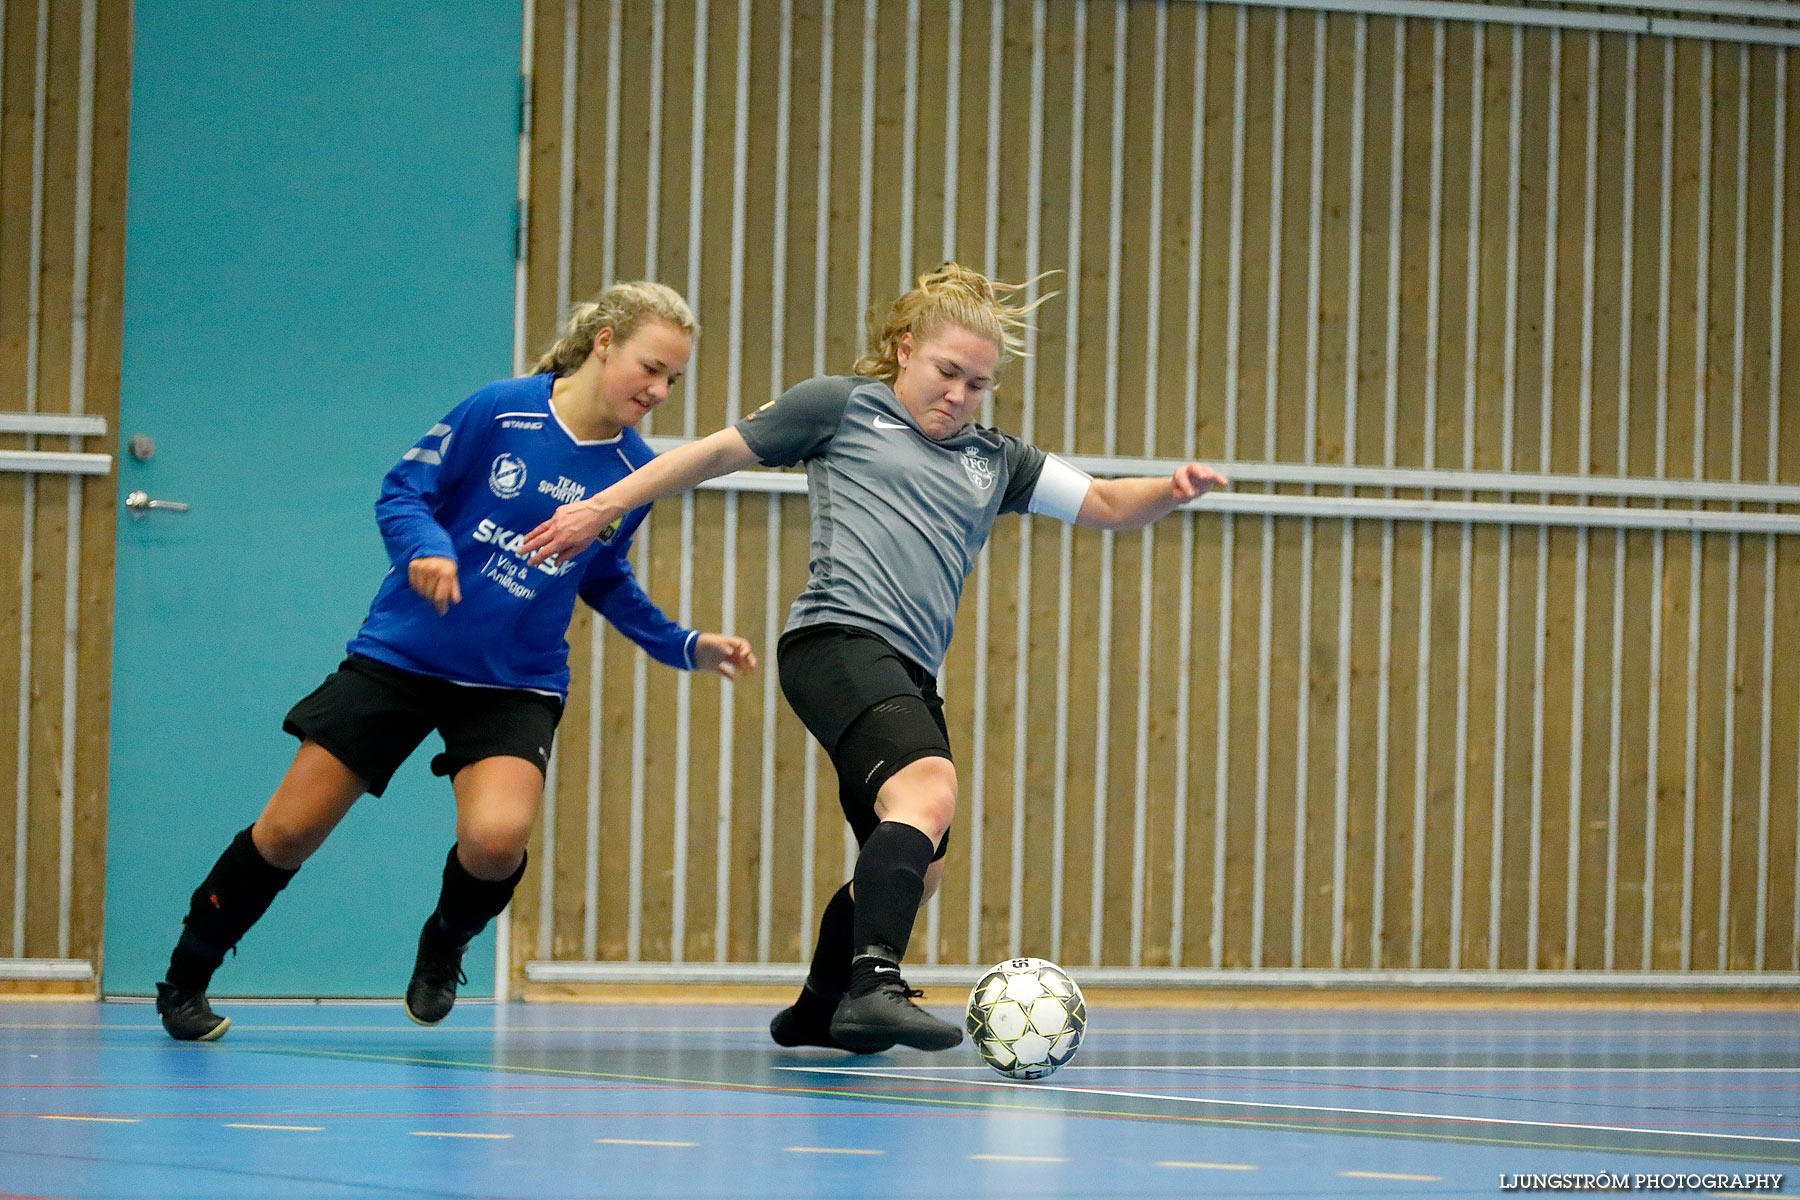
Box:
[771,982,895,1053]
[155,981,230,1042]
[404,920,468,1026]
[829,967,963,1053]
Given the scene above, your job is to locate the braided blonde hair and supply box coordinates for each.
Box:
[852,262,1053,385]
[532,281,698,376]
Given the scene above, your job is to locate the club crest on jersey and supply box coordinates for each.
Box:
[960,445,995,490]
[489,453,528,499]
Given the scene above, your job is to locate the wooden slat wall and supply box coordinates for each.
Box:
[516,0,1800,977]
[0,0,128,974]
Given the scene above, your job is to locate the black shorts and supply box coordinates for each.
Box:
[778,624,953,862]
[282,654,564,797]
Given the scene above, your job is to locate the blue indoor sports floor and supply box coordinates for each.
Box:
[1,998,1794,1198]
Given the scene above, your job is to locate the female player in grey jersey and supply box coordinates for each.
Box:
[523,264,1226,1052]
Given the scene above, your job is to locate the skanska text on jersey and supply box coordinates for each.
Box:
[472,518,582,577]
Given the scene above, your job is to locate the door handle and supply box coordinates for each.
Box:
[125,490,191,519]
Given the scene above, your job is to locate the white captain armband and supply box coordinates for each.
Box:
[1026,454,1093,523]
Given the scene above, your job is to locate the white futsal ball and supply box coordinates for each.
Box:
[965,957,1087,1080]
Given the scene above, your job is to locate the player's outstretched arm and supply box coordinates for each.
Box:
[522,427,760,565]
[1074,462,1229,532]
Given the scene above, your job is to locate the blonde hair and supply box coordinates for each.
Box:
[851,262,1053,385]
[532,281,698,376]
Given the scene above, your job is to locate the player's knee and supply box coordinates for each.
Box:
[880,757,957,840]
[456,813,533,877]
[250,814,325,871]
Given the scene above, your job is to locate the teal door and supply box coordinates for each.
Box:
[105,1,521,996]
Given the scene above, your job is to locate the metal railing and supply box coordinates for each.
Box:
[1,414,110,982]
[511,0,1798,990]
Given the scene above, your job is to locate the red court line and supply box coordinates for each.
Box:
[5,1083,683,1091]
[5,1110,1797,1131]
[1213,1083,1800,1093]
[1324,1084,1788,1093]
[5,1111,981,1120]
[12,1080,1799,1093]
[798,1081,1800,1094]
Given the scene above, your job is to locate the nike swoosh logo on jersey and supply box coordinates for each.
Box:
[871,414,911,430]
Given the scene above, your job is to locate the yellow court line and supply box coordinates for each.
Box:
[1158,1161,1259,1171]
[785,1146,884,1156]
[409,1131,513,1140]
[597,1138,698,1147]
[969,1153,1069,1163]
[1340,1170,1443,1182]
[224,1123,323,1132]
[37,1114,137,1123]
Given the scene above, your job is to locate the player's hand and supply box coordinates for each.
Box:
[522,498,621,566]
[695,633,758,681]
[409,555,462,615]
[1171,462,1229,502]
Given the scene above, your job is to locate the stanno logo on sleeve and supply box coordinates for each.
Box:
[960,445,995,490]
[489,453,528,499]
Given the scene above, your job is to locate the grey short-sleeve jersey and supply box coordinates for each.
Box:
[736,375,1048,675]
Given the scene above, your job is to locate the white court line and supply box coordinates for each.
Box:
[1344,1170,1442,1181]
[225,1123,323,1132]
[598,1138,697,1147]
[777,1067,1800,1145]
[781,1072,1800,1079]
[36,1114,137,1123]
[1160,1161,1258,1170]
[786,1146,883,1155]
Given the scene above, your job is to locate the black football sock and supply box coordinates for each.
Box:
[164,826,299,993]
[847,822,934,994]
[427,846,527,947]
[804,882,856,999]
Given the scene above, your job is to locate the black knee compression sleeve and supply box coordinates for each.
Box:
[429,845,528,946]
[849,821,935,966]
[165,826,299,991]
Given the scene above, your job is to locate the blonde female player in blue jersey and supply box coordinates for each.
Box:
[153,282,758,1041]
[523,264,1227,1053]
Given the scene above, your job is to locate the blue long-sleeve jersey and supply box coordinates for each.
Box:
[345,373,697,696]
